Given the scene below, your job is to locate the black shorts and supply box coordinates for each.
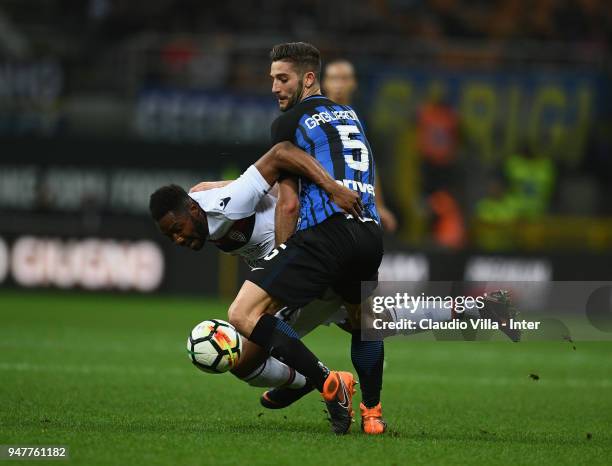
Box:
[248,214,383,307]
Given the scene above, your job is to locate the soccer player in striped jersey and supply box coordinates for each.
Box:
[224,42,387,435]
[261,47,387,434]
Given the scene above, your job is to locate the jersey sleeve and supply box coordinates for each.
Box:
[189,165,272,222]
[271,112,298,145]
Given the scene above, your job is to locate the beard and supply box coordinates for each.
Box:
[282,79,304,112]
[185,214,209,250]
[193,216,209,241]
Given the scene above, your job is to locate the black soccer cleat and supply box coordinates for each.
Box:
[480,290,521,342]
[322,371,357,435]
[260,383,316,410]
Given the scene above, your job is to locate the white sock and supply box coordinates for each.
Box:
[241,357,306,389]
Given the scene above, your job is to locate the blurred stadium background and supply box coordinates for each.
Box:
[1,0,611,297]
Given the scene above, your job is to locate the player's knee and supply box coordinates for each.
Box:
[228,282,274,335]
[227,302,249,336]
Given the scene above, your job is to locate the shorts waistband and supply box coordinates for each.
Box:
[343,214,379,225]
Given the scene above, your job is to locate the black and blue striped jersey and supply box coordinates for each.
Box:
[271,95,379,231]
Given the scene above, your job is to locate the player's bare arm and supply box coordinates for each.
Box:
[274,176,299,245]
[189,180,233,192]
[190,179,280,197]
[254,141,363,218]
[374,174,398,233]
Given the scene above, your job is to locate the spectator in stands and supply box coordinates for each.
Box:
[476,144,556,222]
[416,82,465,248]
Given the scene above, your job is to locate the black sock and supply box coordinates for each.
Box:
[351,330,384,408]
[249,314,329,392]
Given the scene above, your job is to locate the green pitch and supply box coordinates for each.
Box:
[1,291,611,466]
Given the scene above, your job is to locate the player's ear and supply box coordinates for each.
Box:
[188,199,200,216]
[304,71,316,88]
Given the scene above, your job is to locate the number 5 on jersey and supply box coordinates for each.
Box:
[336,124,369,172]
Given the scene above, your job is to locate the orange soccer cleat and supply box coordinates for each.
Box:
[360,402,387,435]
[322,371,357,434]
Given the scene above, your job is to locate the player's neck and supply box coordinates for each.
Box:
[300,86,322,102]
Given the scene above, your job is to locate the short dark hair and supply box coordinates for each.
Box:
[149,184,190,221]
[270,42,321,79]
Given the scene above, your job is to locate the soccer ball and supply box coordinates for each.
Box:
[187,320,242,374]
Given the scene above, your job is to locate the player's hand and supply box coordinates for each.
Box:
[378,206,398,233]
[329,183,363,218]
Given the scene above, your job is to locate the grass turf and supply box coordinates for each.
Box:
[0,291,611,465]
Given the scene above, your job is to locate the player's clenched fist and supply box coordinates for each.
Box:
[326,181,363,218]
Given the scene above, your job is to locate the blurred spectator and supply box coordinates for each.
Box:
[321,60,357,105]
[416,82,464,247]
[504,146,555,219]
[416,82,460,193]
[476,146,556,222]
[429,190,465,249]
[160,37,198,74]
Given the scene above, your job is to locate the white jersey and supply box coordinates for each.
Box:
[188,165,276,266]
[190,165,348,336]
